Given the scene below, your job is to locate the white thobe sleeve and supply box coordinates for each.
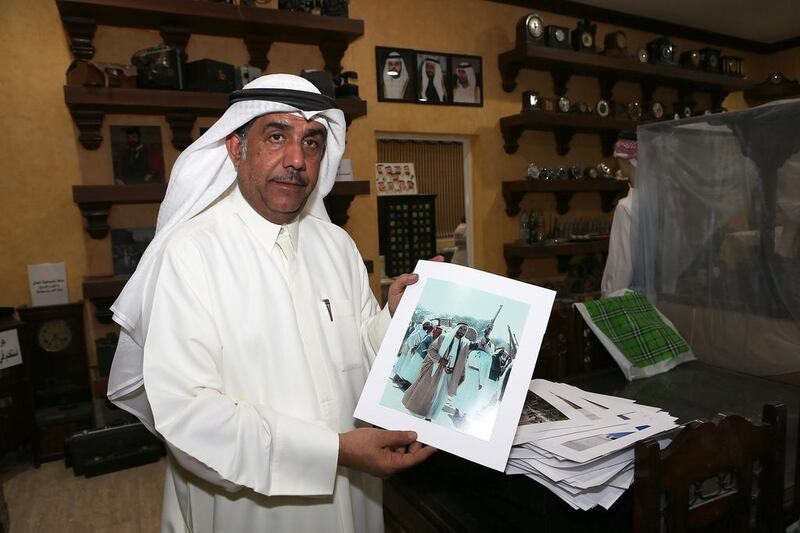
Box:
[601,197,633,298]
[143,241,339,497]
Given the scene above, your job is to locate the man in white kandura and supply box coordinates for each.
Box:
[419,57,447,103]
[452,61,481,104]
[382,51,411,100]
[107,74,435,533]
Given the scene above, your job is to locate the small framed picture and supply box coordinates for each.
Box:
[416,52,449,104]
[376,162,418,196]
[110,125,165,185]
[450,55,483,107]
[111,227,155,276]
[376,47,417,102]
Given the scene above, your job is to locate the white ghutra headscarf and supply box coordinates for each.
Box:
[107,74,346,430]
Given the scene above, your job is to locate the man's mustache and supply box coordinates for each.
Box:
[269,171,308,186]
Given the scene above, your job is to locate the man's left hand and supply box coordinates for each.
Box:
[387,256,445,317]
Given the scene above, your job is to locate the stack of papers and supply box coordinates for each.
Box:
[505,379,677,510]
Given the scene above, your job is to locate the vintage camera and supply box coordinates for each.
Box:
[521,90,541,111]
[570,101,591,114]
[721,56,743,76]
[568,165,583,180]
[334,70,359,99]
[679,50,702,70]
[322,0,348,16]
[572,19,597,52]
[646,36,676,66]
[131,45,184,90]
[279,0,320,12]
[596,163,612,178]
[545,25,571,49]
[516,13,545,47]
[699,48,722,73]
[185,59,235,92]
[602,30,627,56]
[235,65,263,89]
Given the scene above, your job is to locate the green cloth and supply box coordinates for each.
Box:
[582,292,689,368]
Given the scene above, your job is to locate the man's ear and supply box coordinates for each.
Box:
[225,133,243,168]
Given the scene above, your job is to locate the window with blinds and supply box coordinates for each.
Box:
[377,139,466,238]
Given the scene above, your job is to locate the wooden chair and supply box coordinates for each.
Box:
[633,402,786,533]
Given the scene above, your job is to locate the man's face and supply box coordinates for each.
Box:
[378,181,386,191]
[403,165,410,175]
[425,62,435,77]
[456,325,467,338]
[399,181,406,191]
[407,181,414,189]
[387,58,403,78]
[126,133,141,147]
[227,113,326,225]
[394,165,401,174]
[377,165,384,175]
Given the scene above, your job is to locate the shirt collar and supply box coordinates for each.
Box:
[226,184,300,253]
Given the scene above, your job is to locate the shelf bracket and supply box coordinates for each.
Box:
[245,34,273,72]
[550,68,572,97]
[598,76,617,101]
[553,191,575,215]
[503,190,526,217]
[320,41,348,76]
[78,202,112,239]
[165,112,197,150]
[61,16,97,60]
[499,57,521,93]
[70,109,105,150]
[553,127,575,156]
[504,252,524,279]
[599,129,619,157]
[502,126,523,154]
[160,26,191,61]
[323,194,355,226]
[600,190,624,212]
[556,255,572,273]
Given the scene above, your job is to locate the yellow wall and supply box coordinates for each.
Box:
[0,0,796,370]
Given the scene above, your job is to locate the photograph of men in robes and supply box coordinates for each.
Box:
[377,48,416,101]
[451,56,482,105]
[106,74,436,533]
[417,54,448,103]
[111,125,165,184]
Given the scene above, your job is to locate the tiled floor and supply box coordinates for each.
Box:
[3,458,163,533]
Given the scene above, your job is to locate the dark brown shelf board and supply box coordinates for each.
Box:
[56,0,364,45]
[499,45,754,95]
[72,181,371,238]
[502,179,629,216]
[499,111,637,156]
[504,239,609,278]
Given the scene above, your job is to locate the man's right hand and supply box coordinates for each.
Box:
[338,428,436,478]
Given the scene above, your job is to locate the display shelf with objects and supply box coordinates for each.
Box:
[0,310,34,457]
[64,86,368,150]
[504,239,609,278]
[500,110,637,156]
[743,72,800,107]
[72,181,371,238]
[498,43,754,102]
[503,179,629,215]
[56,0,364,73]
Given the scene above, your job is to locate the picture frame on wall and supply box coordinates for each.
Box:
[375,47,417,102]
[376,162,418,196]
[416,51,450,104]
[450,54,483,107]
[110,125,165,185]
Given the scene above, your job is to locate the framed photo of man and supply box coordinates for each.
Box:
[450,55,483,107]
[375,47,417,102]
[376,162,418,196]
[110,125,165,185]
[416,52,449,104]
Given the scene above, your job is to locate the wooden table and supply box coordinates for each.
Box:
[384,361,799,532]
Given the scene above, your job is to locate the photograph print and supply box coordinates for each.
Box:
[376,47,417,102]
[450,55,482,106]
[376,162,418,196]
[379,277,530,441]
[416,52,449,103]
[110,125,165,185]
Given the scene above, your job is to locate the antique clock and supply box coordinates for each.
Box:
[572,19,597,52]
[722,56,743,76]
[644,101,665,120]
[545,25,571,49]
[626,101,642,121]
[570,101,590,114]
[673,101,694,119]
[517,13,545,47]
[584,166,599,179]
[596,99,611,117]
[636,47,649,64]
[700,48,722,73]
[679,50,702,69]
[556,95,571,113]
[646,36,676,65]
[602,31,628,56]
[568,165,583,180]
[521,90,541,112]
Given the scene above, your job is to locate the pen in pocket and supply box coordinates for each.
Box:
[322,298,333,321]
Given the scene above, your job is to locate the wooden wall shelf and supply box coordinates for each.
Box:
[56,0,364,72]
[504,239,609,278]
[65,86,368,150]
[498,44,754,103]
[84,258,375,322]
[499,111,637,156]
[73,181,370,238]
[503,179,629,216]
